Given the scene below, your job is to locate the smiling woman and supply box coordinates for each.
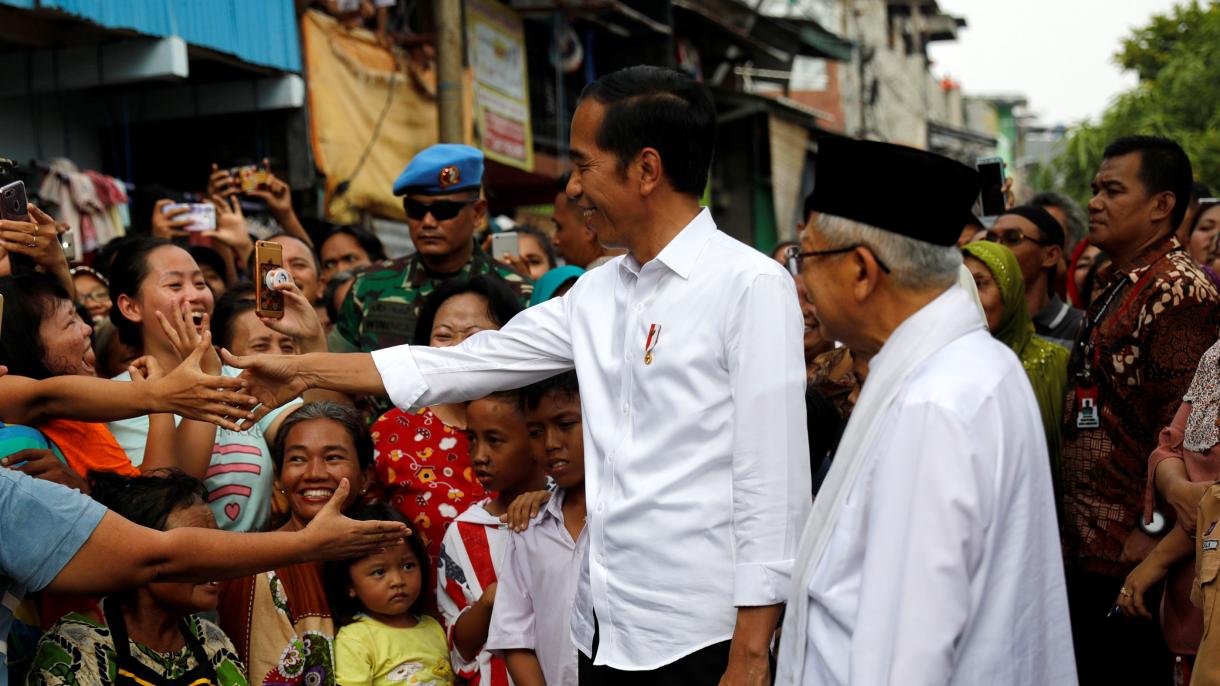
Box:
[217,402,375,686]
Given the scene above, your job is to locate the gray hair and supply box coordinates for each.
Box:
[816,213,962,291]
[1030,191,1086,246]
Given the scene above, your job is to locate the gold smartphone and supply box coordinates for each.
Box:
[254,240,285,319]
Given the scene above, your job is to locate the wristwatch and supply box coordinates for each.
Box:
[1139,510,1168,536]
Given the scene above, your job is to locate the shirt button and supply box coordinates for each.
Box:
[625,351,633,362]
[597,502,605,513]
[597,554,606,565]
[621,403,630,415]
[635,303,645,313]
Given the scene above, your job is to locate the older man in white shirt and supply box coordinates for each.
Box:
[775,138,1076,685]
[226,65,809,686]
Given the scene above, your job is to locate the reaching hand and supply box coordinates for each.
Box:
[1,449,90,493]
[202,194,253,262]
[155,301,221,373]
[247,159,294,218]
[0,204,69,274]
[128,355,166,383]
[151,332,259,430]
[151,199,193,238]
[221,347,309,427]
[301,478,412,560]
[208,164,240,199]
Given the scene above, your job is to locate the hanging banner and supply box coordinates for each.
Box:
[769,114,810,241]
[466,0,534,171]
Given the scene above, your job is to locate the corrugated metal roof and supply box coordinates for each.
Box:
[0,0,301,72]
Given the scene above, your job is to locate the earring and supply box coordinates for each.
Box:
[348,589,356,598]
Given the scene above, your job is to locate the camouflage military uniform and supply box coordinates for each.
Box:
[329,245,532,419]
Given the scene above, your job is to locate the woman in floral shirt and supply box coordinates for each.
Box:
[372,276,524,563]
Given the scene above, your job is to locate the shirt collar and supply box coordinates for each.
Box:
[1105,233,1183,287]
[619,207,716,280]
[870,286,981,373]
[1034,293,1069,327]
[455,498,505,526]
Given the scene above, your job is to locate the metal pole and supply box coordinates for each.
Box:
[436,0,463,143]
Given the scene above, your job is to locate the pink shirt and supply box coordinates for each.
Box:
[1145,401,1220,654]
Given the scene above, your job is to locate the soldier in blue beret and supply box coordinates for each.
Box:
[329,143,533,419]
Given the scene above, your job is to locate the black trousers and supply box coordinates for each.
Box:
[578,619,732,686]
[1067,569,1172,686]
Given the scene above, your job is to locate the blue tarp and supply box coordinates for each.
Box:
[0,0,302,72]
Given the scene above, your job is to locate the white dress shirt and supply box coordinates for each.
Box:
[798,291,1076,685]
[486,489,587,686]
[372,207,810,670]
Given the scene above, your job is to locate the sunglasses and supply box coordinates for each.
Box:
[403,198,476,221]
[784,244,892,277]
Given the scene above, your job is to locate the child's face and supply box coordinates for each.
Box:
[348,540,422,621]
[467,396,538,494]
[526,390,585,491]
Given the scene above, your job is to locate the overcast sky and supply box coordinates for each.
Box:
[927,0,1182,127]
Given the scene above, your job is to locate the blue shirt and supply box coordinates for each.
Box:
[0,467,106,686]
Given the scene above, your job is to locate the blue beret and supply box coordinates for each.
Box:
[393,144,484,196]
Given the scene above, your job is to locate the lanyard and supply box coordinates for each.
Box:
[1073,275,1133,384]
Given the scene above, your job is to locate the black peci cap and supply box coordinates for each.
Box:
[806,138,981,247]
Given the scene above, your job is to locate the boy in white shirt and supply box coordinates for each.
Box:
[486,372,587,686]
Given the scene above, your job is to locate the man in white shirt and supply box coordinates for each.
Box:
[225,65,810,686]
[774,138,1076,685]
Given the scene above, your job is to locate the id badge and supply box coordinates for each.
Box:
[1076,386,1101,429]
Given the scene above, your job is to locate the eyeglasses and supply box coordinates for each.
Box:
[784,244,892,277]
[80,288,110,303]
[984,229,1055,248]
[403,198,476,221]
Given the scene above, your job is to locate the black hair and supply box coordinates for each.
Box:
[1030,191,1087,246]
[511,225,558,269]
[89,468,208,531]
[210,285,257,350]
[188,245,229,283]
[270,402,374,473]
[0,272,78,380]
[107,236,177,348]
[1190,200,1220,235]
[578,65,716,197]
[93,235,144,281]
[412,275,524,346]
[322,503,428,627]
[319,225,387,265]
[522,371,580,413]
[1192,181,1212,203]
[1102,135,1194,228]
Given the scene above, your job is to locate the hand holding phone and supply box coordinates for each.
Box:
[0,180,35,274]
[491,232,520,260]
[255,240,286,319]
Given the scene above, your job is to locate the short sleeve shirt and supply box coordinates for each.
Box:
[1,468,106,686]
[107,366,302,533]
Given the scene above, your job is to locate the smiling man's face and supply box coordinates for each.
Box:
[565,99,639,250]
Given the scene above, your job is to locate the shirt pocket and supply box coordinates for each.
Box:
[1198,545,1220,641]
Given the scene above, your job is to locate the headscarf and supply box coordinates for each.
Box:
[963,241,1070,476]
[529,265,584,306]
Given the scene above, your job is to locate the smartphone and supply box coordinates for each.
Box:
[163,203,216,232]
[60,224,82,264]
[255,240,285,319]
[0,180,36,274]
[491,231,520,258]
[231,165,269,193]
[976,156,1006,217]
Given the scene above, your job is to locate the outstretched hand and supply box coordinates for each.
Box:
[221,347,308,428]
[152,332,259,430]
[302,478,411,560]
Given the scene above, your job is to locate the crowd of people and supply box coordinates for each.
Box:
[3,62,1220,686]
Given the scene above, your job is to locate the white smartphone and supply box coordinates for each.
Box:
[491,231,520,258]
[59,224,82,263]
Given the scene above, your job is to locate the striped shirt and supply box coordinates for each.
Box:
[436,499,512,686]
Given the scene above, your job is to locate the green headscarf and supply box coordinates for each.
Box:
[963,241,1070,480]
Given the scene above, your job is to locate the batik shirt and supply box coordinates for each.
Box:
[1061,235,1220,577]
[27,612,248,686]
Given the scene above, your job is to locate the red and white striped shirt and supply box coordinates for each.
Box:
[436,499,512,686]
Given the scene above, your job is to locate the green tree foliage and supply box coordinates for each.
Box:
[1033,1,1220,208]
